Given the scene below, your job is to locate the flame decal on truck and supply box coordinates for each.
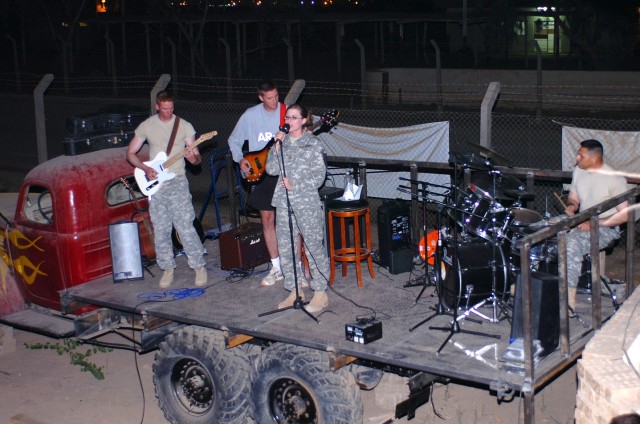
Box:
[1,229,48,293]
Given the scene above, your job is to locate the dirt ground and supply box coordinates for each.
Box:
[0,325,577,424]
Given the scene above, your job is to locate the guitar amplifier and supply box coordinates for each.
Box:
[219,223,270,270]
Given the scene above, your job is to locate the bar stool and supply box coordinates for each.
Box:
[327,199,375,288]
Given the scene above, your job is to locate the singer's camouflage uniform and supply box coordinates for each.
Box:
[266,132,329,292]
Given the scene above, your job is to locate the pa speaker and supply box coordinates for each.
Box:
[510,271,559,355]
[109,222,143,282]
[377,200,411,267]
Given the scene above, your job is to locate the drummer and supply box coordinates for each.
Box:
[564,139,628,309]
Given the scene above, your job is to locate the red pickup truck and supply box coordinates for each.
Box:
[0,146,154,321]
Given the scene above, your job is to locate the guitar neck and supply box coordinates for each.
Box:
[163,132,216,168]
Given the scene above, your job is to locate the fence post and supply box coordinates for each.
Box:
[34,74,54,164]
[166,37,178,95]
[219,38,233,103]
[283,38,295,84]
[531,40,542,118]
[430,40,442,112]
[150,74,172,115]
[480,81,500,148]
[354,39,366,108]
[5,35,21,91]
[105,34,118,97]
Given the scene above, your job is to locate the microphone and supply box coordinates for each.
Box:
[280,124,290,134]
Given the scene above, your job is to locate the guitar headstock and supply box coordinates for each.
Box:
[199,131,218,141]
[320,109,339,127]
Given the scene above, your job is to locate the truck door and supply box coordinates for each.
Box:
[12,183,63,310]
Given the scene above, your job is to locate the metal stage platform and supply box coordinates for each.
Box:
[62,236,616,401]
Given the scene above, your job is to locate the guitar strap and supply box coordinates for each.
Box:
[279,103,286,127]
[166,116,181,155]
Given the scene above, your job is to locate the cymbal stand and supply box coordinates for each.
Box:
[460,166,511,323]
[424,158,498,353]
[402,181,436,292]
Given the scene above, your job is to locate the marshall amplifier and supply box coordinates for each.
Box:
[219,223,270,270]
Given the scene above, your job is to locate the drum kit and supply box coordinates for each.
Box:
[401,145,559,336]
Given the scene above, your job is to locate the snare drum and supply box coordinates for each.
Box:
[509,208,542,227]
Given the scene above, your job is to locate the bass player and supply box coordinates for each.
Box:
[228,80,286,287]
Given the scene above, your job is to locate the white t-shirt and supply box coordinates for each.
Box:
[570,163,628,218]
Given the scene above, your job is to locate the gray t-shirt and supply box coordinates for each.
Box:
[228,102,284,163]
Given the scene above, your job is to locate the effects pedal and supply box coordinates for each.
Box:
[345,319,382,344]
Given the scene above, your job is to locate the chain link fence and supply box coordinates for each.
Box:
[1,73,639,250]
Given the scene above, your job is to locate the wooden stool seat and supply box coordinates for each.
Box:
[327,199,375,288]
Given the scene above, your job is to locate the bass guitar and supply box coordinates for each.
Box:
[242,109,339,183]
[135,131,217,196]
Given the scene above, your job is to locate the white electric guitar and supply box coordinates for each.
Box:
[135,131,217,196]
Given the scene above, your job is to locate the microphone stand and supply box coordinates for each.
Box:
[258,126,318,323]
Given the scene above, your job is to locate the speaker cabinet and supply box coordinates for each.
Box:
[109,222,143,282]
[510,271,559,355]
[388,247,414,275]
[219,223,270,270]
[377,200,411,267]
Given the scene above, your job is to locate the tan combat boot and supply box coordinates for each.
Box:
[306,291,329,314]
[195,267,207,287]
[568,287,577,310]
[278,291,304,309]
[159,268,174,288]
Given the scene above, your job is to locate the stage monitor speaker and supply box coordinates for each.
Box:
[377,200,411,267]
[510,271,559,355]
[109,221,144,282]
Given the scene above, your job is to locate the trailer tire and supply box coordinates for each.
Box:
[153,326,252,424]
[252,343,363,424]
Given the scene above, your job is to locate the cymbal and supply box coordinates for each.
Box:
[466,142,512,167]
[470,173,526,201]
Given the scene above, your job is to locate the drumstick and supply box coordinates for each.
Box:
[554,192,567,209]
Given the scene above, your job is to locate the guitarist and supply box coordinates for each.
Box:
[127,90,208,288]
[228,80,286,287]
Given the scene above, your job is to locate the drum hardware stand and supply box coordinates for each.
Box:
[258,125,318,324]
[463,164,512,324]
[419,155,498,353]
[399,180,437,292]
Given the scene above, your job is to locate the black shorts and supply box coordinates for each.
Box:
[247,174,278,211]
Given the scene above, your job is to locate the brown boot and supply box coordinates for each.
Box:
[159,268,174,288]
[278,291,304,309]
[194,267,207,287]
[568,287,577,310]
[306,291,329,314]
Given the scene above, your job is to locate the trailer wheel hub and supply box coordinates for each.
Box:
[171,358,215,415]
[269,378,317,423]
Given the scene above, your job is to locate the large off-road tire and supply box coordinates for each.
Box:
[252,343,364,424]
[153,326,252,424]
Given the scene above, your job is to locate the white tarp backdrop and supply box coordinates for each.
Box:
[317,121,450,200]
[561,126,640,177]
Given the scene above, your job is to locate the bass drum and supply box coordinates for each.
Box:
[440,238,509,309]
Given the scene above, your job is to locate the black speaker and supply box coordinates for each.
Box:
[109,222,143,282]
[388,247,414,274]
[377,200,411,267]
[510,271,559,355]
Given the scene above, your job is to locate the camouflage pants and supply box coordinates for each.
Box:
[149,174,206,270]
[566,226,619,288]
[276,205,330,292]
